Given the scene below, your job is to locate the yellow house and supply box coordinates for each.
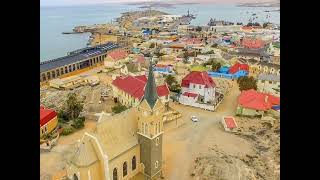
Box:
[40,107,58,138]
[104,49,129,68]
[111,75,170,108]
[247,59,280,77]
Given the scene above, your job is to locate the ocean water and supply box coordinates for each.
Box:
[40,3,279,62]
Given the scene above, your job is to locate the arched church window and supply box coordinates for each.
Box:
[142,122,145,134]
[145,124,148,135]
[123,162,128,177]
[132,156,136,171]
[113,168,118,180]
[73,174,78,180]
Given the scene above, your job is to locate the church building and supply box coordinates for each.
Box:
[66,62,165,180]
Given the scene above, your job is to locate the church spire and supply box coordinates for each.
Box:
[143,59,158,109]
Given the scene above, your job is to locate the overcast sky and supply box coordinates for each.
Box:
[41,0,276,7]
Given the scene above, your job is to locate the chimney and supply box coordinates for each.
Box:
[265,95,268,103]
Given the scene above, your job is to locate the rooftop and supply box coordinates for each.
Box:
[238,89,280,111]
[258,73,280,82]
[40,107,57,127]
[181,71,216,88]
[40,42,120,73]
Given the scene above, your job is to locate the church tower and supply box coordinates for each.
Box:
[137,61,165,180]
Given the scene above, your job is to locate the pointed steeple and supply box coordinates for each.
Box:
[143,59,158,109]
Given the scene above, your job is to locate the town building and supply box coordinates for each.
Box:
[179,71,221,111]
[40,42,120,82]
[221,116,238,132]
[49,75,100,90]
[117,34,132,53]
[257,73,280,96]
[245,59,280,77]
[104,49,129,68]
[153,64,174,75]
[67,63,168,180]
[236,89,280,117]
[49,75,85,90]
[40,106,58,138]
[111,75,170,108]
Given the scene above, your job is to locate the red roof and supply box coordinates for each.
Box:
[157,84,170,97]
[241,38,264,49]
[224,117,237,129]
[112,75,169,99]
[108,49,128,61]
[40,108,57,127]
[136,55,145,63]
[238,89,280,111]
[241,26,253,30]
[182,92,198,98]
[228,63,249,74]
[181,38,202,45]
[181,71,216,88]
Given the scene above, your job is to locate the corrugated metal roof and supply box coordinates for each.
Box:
[258,73,280,82]
[40,42,120,73]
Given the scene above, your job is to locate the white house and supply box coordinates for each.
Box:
[257,73,280,97]
[179,71,217,110]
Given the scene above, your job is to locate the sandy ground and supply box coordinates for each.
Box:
[162,83,249,180]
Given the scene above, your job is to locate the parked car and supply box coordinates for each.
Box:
[191,116,198,122]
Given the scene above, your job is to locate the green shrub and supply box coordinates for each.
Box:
[72,117,85,129]
[112,104,127,114]
[61,127,75,136]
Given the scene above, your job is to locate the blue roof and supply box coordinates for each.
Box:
[40,42,120,73]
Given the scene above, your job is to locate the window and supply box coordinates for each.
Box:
[113,168,118,180]
[69,65,72,72]
[193,84,196,89]
[132,156,136,171]
[73,174,78,180]
[73,64,76,70]
[42,74,46,81]
[65,66,68,73]
[56,70,60,76]
[199,85,202,89]
[47,72,51,80]
[123,162,127,177]
[156,137,160,146]
[155,161,159,168]
[41,129,44,135]
[52,71,56,78]
[142,122,145,134]
[44,126,48,132]
[145,124,148,135]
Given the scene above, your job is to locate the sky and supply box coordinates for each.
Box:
[40,0,277,7]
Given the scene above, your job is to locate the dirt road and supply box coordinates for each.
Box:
[162,83,251,180]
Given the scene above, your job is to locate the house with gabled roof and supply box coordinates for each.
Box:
[104,49,129,68]
[179,71,221,111]
[111,74,170,108]
[236,89,280,117]
[40,106,58,138]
